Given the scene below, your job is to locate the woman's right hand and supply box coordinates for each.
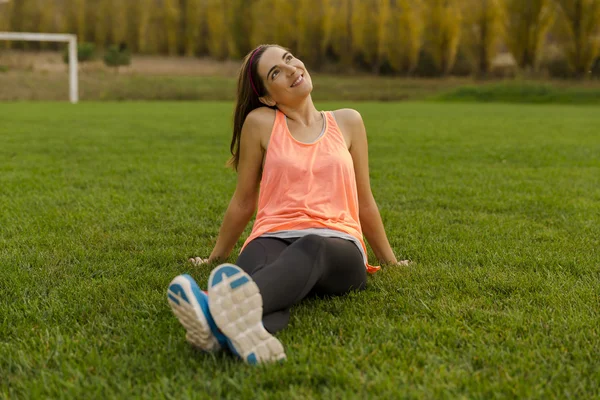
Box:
[188,257,210,266]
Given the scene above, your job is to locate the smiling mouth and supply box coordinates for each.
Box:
[291,74,304,88]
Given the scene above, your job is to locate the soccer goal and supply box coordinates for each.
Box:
[0,32,79,103]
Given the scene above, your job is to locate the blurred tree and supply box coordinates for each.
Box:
[226,0,251,58]
[183,0,205,56]
[94,0,109,49]
[6,0,35,49]
[461,0,505,76]
[377,0,391,72]
[275,0,297,51]
[74,0,86,40]
[554,0,600,77]
[250,0,296,51]
[297,0,324,67]
[505,0,554,70]
[133,0,153,53]
[103,43,131,73]
[322,0,353,68]
[39,0,57,33]
[108,0,131,44]
[58,0,86,41]
[351,0,380,71]
[250,0,273,46]
[0,0,14,48]
[163,0,181,55]
[206,0,228,59]
[379,0,424,74]
[423,0,463,75]
[9,0,27,31]
[148,6,166,53]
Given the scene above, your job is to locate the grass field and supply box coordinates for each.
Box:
[1,102,599,398]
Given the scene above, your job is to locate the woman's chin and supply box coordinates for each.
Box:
[297,83,313,97]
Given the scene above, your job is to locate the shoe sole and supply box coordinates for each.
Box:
[168,274,221,352]
[208,264,286,364]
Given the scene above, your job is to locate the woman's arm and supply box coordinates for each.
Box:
[205,110,267,263]
[207,192,256,262]
[337,109,406,266]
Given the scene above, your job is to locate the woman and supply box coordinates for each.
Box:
[167,44,409,365]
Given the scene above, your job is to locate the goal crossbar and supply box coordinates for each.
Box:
[0,32,78,103]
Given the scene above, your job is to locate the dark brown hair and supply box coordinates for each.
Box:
[228,44,277,171]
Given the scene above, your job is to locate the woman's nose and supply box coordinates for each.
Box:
[284,64,297,75]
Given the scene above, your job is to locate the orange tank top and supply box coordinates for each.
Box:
[241,110,380,273]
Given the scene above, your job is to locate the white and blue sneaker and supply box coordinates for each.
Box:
[208,263,286,364]
[167,274,228,352]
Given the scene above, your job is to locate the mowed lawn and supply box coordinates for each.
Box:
[1,102,598,399]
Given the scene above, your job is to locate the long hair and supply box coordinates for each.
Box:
[228,45,277,171]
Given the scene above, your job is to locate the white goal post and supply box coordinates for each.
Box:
[0,32,78,103]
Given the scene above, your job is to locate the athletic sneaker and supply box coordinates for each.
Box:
[208,263,286,364]
[167,274,228,352]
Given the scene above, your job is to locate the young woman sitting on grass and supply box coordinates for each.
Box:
[166,44,409,364]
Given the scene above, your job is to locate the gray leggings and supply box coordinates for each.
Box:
[235,234,368,334]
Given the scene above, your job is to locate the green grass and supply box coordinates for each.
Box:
[1,102,599,398]
[436,81,600,104]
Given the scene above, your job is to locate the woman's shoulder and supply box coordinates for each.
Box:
[331,109,364,139]
[245,107,277,129]
[244,107,277,150]
[331,108,363,125]
[329,109,364,150]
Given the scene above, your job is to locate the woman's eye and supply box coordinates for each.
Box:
[286,55,293,62]
[272,70,279,79]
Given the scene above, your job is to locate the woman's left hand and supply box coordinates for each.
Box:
[189,257,210,266]
[396,260,411,266]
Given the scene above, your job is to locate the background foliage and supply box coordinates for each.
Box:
[1,0,599,77]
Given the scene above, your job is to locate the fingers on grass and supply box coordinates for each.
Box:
[188,257,207,265]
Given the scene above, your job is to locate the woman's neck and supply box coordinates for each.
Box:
[277,97,321,127]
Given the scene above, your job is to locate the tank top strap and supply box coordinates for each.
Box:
[268,109,286,145]
[323,111,348,148]
[273,109,286,132]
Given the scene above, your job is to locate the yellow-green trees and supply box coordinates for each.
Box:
[0,0,11,31]
[461,0,505,75]
[226,0,251,58]
[505,0,554,70]
[8,0,28,32]
[93,0,109,48]
[322,0,353,68]
[554,0,600,76]
[250,0,296,52]
[423,0,463,75]
[6,0,598,80]
[0,0,14,48]
[297,0,324,67]
[6,0,38,48]
[39,0,58,34]
[377,0,392,72]
[206,0,229,60]
[163,0,181,55]
[134,0,153,53]
[250,0,280,47]
[351,0,380,71]
[73,0,87,40]
[378,0,423,74]
[104,0,128,48]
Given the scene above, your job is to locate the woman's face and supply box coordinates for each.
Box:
[256,46,313,106]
